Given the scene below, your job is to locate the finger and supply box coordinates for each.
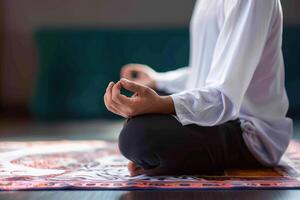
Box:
[105,87,128,118]
[104,84,115,110]
[106,82,115,93]
[104,92,108,107]
[109,84,136,118]
[105,82,119,110]
[120,78,147,93]
[104,82,114,107]
[121,64,144,79]
[111,81,121,100]
[105,82,116,107]
[112,81,132,105]
[104,81,115,103]
[109,81,124,105]
[107,82,133,118]
[104,90,117,110]
[109,104,128,118]
[106,81,117,105]
[109,103,128,118]
[106,81,136,118]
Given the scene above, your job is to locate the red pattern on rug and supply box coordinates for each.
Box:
[0,140,300,190]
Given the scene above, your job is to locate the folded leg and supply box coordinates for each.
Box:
[118,114,263,176]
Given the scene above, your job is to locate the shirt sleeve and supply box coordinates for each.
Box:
[171,0,276,126]
[154,67,190,94]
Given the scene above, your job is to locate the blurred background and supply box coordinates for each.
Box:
[0,0,299,140]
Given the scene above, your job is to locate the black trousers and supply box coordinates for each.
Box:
[118,114,264,176]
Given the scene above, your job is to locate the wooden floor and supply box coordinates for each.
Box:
[1,117,300,200]
[1,190,300,200]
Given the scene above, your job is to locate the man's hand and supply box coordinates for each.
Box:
[120,64,157,89]
[104,78,175,118]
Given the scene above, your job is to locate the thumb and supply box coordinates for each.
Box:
[120,78,147,93]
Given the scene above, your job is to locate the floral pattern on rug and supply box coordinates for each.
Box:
[1,140,300,190]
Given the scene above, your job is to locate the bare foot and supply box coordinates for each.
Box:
[128,161,145,176]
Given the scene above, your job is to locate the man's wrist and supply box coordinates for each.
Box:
[159,96,176,115]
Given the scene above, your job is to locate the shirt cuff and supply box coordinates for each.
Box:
[170,93,189,125]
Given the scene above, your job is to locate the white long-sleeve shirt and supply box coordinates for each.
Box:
[155,0,293,166]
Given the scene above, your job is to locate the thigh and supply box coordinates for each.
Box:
[119,114,263,175]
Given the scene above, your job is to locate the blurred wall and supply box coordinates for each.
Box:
[0,0,300,110]
[1,0,195,110]
[0,2,3,109]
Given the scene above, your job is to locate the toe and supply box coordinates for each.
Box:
[127,161,145,176]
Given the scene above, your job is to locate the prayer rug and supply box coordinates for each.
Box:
[1,140,300,190]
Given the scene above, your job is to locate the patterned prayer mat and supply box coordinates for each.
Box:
[1,140,300,191]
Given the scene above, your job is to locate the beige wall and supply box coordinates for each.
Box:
[1,0,300,108]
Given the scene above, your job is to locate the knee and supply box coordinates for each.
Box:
[118,115,155,160]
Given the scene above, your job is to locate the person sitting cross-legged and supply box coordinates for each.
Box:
[103,0,293,176]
